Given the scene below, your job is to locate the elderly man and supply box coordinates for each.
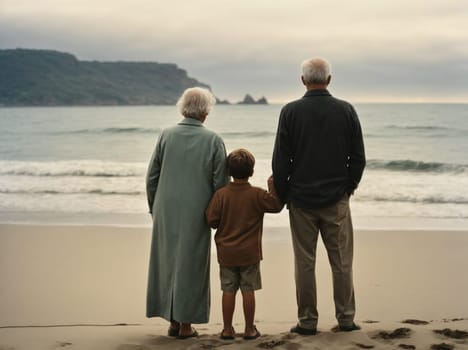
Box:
[272,58,366,335]
[146,87,229,338]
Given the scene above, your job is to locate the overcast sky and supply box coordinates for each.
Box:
[1,0,468,103]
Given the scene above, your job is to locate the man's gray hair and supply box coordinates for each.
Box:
[177,87,216,119]
[301,57,332,85]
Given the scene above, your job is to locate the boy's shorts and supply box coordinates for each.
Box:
[220,263,262,292]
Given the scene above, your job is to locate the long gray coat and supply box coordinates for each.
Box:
[146,117,228,324]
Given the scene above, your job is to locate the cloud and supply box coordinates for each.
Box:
[1,0,468,102]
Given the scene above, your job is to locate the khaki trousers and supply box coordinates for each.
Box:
[289,195,355,329]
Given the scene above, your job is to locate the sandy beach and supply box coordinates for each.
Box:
[1,223,467,349]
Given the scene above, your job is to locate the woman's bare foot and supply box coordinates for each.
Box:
[177,323,198,339]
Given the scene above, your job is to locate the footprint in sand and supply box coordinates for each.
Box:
[257,340,287,349]
[430,343,455,350]
[354,342,375,349]
[433,328,468,339]
[55,342,72,348]
[401,319,430,325]
[257,339,301,350]
[373,327,412,340]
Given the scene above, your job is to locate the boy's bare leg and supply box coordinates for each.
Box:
[222,291,236,336]
[241,290,256,336]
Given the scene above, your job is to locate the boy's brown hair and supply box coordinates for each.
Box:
[227,148,255,179]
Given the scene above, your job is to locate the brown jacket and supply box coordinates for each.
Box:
[205,178,283,267]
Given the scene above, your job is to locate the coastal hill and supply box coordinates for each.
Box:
[0,49,211,106]
[0,49,268,106]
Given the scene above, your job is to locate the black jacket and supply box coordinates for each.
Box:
[272,89,366,208]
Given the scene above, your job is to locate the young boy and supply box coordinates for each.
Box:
[205,148,283,340]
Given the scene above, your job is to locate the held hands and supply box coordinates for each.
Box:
[267,175,277,193]
[267,175,274,187]
[268,174,280,195]
[267,175,284,210]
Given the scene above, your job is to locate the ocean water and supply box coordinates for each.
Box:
[0,103,467,229]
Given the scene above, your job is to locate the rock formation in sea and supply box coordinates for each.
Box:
[237,94,269,105]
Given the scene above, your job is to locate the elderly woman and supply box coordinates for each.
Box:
[146,87,228,338]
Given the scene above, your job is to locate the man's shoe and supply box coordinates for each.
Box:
[290,324,317,335]
[336,323,361,332]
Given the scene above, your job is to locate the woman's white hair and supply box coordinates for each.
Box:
[301,57,332,85]
[177,87,216,119]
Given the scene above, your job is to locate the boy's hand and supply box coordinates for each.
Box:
[267,175,274,186]
[266,175,284,210]
[268,175,279,196]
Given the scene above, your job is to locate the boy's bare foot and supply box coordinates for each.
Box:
[220,326,236,340]
[243,325,261,340]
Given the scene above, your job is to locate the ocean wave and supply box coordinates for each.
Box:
[384,125,468,135]
[378,125,468,138]
[50,127,160,135]
[367,159,468,173]
[0,161,146,177]
[0,169,143,177]
[362,196,468,205]
[0,189,143,195]
[385,125,459,131]
[220,131,277,138]
[50,129,276,138]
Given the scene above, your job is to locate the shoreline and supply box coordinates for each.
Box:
[1,210,468,231]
